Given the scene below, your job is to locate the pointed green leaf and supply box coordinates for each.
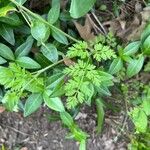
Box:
[141,24,150,44]
[52,28,68,45]
[0,56,7,64]
[48,0,60,24]
[34,52,51,67]
[15,36,34,57]
[141,99,150,116]
[70,0,96,18]
[24,93,43,117]
[0,24,15,45]
[16,56,41,69]
[96,99,104,133]
[0,43,14,60]
[127,55,144,78]
[46,72,64,89]
[142,34,150,55]
[41,43,58,63]
[60,111,74,127]
[123,41,140,56]
[97,85,111,96]
[79,140,86,150]
[43,92,65,112]
[99,71,114,81]
[108,58,123,75]
[0,13,22,26]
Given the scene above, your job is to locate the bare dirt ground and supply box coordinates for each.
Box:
[0,106,127,150]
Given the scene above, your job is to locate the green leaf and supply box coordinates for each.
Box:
[142,34,150,55]
[16,56,41,69]
[84,83,94,106]
[2,91,19,112]
[0,24,15,45]
[141,99,150,116]
[0,0,10,7]
[43,92,65,112]
[122,55,132,62]
[99,71,114,81]
[52,28,68,45]
[60,111,74,127]
[31,20,50,43]
[47,72,64,89]
[24,93,43,117]
[127,55,144,78]
[0,56,7,64]
[25,78,44,93]
[46,73,65,97]
[130,108,147,133]
[0,5,16,17]
[108,58,123,75]
[70,0,96,18]
[0,43,14,60]
[0,66,13,85]
[79,140,86,150]
[96,99,104,133]
[97,85,111,96]
[50,80,65,97]
[48,0,60,24]
[34,52,51,67]
[141,24,150,44]
[15,0,27,5]
[123,41,140,56]
[0,13,22,26]
[41,43,58,63]
[15,36,34,57]
[144,62,150,72]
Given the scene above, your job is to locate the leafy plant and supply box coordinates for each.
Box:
[0,0,150,150]
[128,89,150,150]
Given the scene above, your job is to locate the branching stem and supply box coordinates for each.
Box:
[9,0,79,43]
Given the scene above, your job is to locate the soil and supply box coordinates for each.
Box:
[0,106,127,150]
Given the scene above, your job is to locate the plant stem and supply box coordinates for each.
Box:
[32,59,65,75]
[21,59,64,92]
[19,9,31,27]
[9,0,79,43]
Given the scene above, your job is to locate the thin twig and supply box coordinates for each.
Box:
[91,12,107,34]
[0,123,29,136]
[86,14,104,34]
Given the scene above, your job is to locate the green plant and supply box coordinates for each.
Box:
[128,88,150,150]
[1,0,150,150]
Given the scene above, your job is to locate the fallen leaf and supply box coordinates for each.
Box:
[20,147,28,150]
[109,4,150,42]
[74,15,95,41]
[0,106,5,113]
[63,57,75,66]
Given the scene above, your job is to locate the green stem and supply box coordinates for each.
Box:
[19,9,31,27]
[21,59,64,92]
[32,59,65,75]
[10,0,79,43]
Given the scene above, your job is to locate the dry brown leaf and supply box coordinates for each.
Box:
[0,106,5,113]
[63,57,75,66]
[74,16,95,41]
[20,147,28,150]
[109,5,150,42]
